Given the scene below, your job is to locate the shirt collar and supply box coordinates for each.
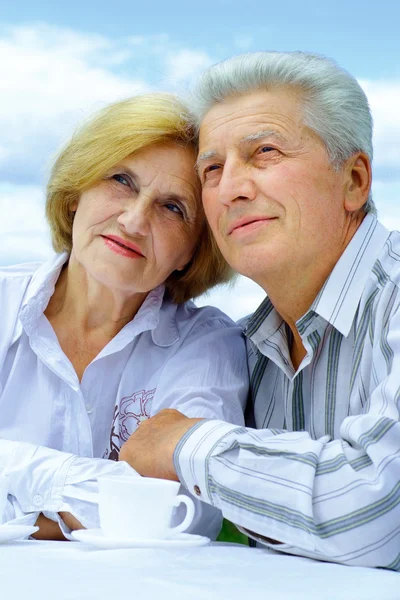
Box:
[244,295,278,345]
[151,295,180,347]
[297,214,390,337]
[245,214,390,343]
[121,285,181,348]
[19,252,180,346]
[20,252,69,334]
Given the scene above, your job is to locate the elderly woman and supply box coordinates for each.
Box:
[0,93,247,541]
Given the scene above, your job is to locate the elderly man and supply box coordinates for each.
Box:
[120,51,400,569]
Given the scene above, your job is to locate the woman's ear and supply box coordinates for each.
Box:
[343,152,372,213]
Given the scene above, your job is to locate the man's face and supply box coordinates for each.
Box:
[198,89,354,289]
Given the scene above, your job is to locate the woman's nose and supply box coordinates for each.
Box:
[117,198,151,236]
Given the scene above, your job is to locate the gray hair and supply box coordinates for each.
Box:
[191,51,375,214]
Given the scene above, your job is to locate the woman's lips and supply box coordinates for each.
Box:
[102,235,145,259]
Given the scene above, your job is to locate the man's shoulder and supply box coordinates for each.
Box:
[375,228,400,287]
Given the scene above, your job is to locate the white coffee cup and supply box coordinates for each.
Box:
[98,476,195,540]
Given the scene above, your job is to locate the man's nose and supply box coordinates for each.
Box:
[217,158,257,206]
[117,197,151,236]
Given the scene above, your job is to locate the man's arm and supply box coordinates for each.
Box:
[120,300,400,572]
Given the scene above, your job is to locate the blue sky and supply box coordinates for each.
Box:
[1,1,399,318]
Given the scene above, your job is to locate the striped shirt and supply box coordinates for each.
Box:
[175,214,400,569]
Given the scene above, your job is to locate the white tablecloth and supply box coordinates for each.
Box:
[2,540,399,600]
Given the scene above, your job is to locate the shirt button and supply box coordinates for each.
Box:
[85,404,93,414]
[33,494,43,507]
[193,485,201,497]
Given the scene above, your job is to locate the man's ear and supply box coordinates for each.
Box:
[343,152,372,212]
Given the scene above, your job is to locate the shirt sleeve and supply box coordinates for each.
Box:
[1,438,139,533]
[174,306,400,569]
[148,313,248,539]
[1,437,220,540]
[152,315,248,425]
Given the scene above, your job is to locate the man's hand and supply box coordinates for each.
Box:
[119,409,203,480]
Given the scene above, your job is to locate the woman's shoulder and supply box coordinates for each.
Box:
[0,253,66,289]
[0,262,44,299]
[173,299,239,334]
[0,263,44,342]
[0,261,44,281]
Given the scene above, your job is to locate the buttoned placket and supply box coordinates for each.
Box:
[254,312,326,433]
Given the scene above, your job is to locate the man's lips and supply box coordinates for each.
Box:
[227,216,277,235]
[102,235,145,257]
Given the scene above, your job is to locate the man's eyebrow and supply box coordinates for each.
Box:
[196,130,287,169]
[239,129,287,145]
[195,151,217,173]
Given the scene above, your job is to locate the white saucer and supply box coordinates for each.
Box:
[0,524,39,543]
[71,528,210,549]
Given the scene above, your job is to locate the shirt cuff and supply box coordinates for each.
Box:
[59,456,139,531]
[173,419,243,505]
[8,450,77,514]
[4,495,40,527]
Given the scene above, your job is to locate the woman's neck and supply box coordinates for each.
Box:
[45,257,148,339]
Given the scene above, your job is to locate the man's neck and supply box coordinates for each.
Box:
[259,213,365,369]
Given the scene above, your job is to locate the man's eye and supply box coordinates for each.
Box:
[205,164,220,173]
[259,146,275,153]
[203,164,221,179]
[112,174,130,186]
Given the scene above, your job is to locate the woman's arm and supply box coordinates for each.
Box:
[32,512,83,540]
[33,514,67,541]
[1,438,138,538]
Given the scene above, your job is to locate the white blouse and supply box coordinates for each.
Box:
[0,253,248,538]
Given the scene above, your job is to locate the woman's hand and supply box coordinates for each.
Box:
[32,514,66,540]
[32,512,84,540]
[59,511,84,531]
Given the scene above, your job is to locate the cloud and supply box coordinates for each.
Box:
[164,49,215,86]
[360,79,400,181]
[0,24,217,187]
[0,23,399,321]
[0,24,151,185]
[0,182,54,265]
[234,35,254,51]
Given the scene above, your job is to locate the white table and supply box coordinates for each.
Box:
[2,539,399,600]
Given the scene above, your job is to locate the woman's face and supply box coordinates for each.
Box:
[70,142,202,296]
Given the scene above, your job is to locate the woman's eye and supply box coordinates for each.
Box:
[112,174,130,186]
[165,203,184,217]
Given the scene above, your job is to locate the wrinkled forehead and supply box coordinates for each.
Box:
[198,89,305,151]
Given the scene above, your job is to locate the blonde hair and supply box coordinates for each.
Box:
[46,93,233,303]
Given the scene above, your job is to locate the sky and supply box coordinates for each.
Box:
[1,0,399,320]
